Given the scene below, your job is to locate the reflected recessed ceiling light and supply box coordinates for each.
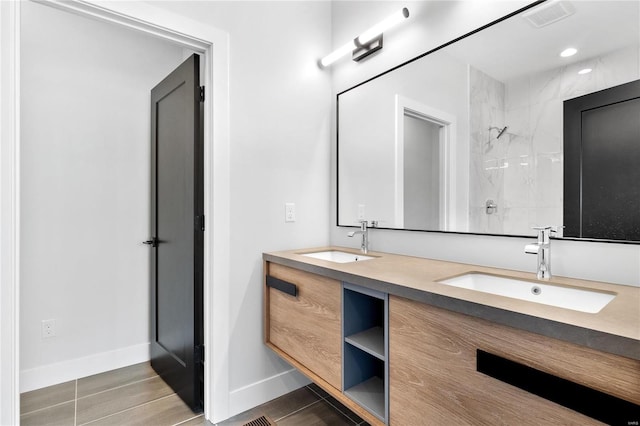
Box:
[578,68,592,75]
[560,47,578,57]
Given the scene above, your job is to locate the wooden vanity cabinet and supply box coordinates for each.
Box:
[389,295,640,425]
[264,262,342,390]
[264,259,638,425]
[265,262,386,425]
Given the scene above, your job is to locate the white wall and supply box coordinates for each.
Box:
[146,0,333,416]
[330,1,640,287]
[20,1,187,391]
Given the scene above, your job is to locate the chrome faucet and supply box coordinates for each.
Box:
[348,220,369,254]
[525,226,558,280]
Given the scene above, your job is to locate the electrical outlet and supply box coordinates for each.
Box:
[285,203,296,222]
[42,319,56,338]
[358,204,366,220]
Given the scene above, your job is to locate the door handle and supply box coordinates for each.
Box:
[143,237,159,247]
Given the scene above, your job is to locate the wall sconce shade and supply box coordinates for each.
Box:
[319,7,409,68]
[356,7,409,45]
[320,40,357,67]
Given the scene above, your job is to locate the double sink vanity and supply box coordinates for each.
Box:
[263,247,639,425]
[263,2,640,423]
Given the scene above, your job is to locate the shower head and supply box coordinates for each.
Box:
[489,126,508,139]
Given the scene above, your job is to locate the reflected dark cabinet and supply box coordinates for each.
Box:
[564,79,640,242]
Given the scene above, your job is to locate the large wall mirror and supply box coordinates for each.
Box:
[338,0,639,242]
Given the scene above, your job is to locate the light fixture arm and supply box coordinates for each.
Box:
[352,34,383,62]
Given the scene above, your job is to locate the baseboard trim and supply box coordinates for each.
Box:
[228,368,310,418]
[20,342,150,393]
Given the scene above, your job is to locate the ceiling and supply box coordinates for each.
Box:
[445,0,639,82]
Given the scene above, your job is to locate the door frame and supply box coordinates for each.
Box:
[394,95,457,230]
[0,1,231,424]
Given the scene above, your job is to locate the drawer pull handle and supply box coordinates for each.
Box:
[476,350,639,424]
[266,275,298,297]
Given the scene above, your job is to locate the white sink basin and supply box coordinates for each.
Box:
[301,250,375,263]
[438,273,615,313]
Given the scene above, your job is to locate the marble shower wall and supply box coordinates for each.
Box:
[469,45,639,236]
[469,66,506,234]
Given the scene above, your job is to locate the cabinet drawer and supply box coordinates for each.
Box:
[265,263,342,390]
[389,296,639,425]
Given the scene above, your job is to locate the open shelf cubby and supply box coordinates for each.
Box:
[342,283,388,423]
[345,326,384,360]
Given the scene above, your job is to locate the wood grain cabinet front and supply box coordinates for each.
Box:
[389,295,640,426]
[264,262,342,390]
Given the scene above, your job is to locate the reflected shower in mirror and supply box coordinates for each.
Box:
[337,0,640,241]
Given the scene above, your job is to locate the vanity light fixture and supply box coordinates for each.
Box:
[560,47,577,57]
[319,7,410,68]
[578,68,592,75]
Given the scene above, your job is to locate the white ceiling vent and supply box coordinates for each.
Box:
[522,1,576,28]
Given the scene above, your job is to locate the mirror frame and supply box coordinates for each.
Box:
[336,0,639,245]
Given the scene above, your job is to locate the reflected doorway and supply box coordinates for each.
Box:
[395,95,457,230]
[403,113,443,230]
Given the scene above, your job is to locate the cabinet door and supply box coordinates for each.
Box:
[266,263,342,390]
[389,296,639,425]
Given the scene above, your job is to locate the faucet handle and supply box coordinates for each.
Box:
[533,225,564,234]
[532,225,563,230]
[531,226,551,243]
[532,225,550,236]
[531,225,564,241]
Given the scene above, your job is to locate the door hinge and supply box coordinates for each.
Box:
[196,215,205,231]
[195,344,204,363]
[199,86,205,102]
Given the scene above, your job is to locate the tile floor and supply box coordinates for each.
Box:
[216,383,368,426]
[20,362,200,426]
[20,362,368,426]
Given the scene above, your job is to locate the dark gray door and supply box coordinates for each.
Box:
[564,79,640,241]
[147,53,204,411]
